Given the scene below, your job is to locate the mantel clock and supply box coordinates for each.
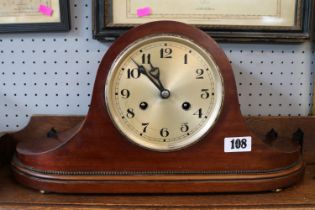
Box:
[12,21,304,193]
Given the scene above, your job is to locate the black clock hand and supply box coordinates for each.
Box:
[148,60,166,91]
[131,58,165,93]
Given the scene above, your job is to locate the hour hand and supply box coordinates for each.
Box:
[131,58,163,92]
[148,60,165,91]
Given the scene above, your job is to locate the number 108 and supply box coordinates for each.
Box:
[230,138,247,150]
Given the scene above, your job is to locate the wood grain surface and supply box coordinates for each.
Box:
[2,116,314,165]
[0,115,315,208]
[0,165,314,209]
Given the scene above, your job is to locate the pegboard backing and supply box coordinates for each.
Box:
[0,0,314,133]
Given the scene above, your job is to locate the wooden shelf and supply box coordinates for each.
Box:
[0,164,314,209]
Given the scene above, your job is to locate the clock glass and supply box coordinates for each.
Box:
[105,34,224,151]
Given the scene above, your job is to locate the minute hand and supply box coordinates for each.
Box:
[131,58,165,92]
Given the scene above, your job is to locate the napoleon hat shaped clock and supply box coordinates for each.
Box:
[12,21,304,193]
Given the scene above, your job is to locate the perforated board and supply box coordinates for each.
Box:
[0,0,314,133]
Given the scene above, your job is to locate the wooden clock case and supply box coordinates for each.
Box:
[12,21,304,193]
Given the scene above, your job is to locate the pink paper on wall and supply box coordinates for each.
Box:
[38,4,54,16]
[137,7,152,17]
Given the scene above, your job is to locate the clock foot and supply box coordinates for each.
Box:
[273,188,283,193]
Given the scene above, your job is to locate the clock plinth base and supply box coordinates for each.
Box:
[12,158,304,193]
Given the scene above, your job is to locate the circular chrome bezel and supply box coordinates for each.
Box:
[105,34,224,152]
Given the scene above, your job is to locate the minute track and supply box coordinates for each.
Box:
[106,35,223,151]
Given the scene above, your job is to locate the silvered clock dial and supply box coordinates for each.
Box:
[105,35,224,151]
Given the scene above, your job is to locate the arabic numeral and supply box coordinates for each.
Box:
[120,89,130,99]
[126,108,135,118]
[201,89,210,99]
[180,123,189,132]
[142,123,149,133]
[160,128,169,137]
[127,68,141,79]
[142,53,151,64]
[196,69,204,79]
[160,48,173,58]
[231,139,247,150]
[193,108,203,118]
[184,54,188,64]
